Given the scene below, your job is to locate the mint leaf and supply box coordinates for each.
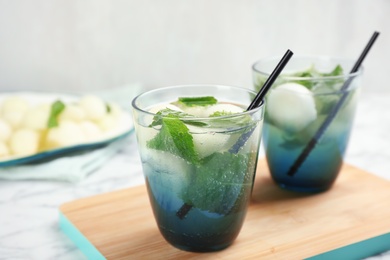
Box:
[182,152,252,214]
[288,64,344,90]
[149,108,208,127]
[208,111,251,130]
[178,96,217,107]
[322,64,343,77]
[147,116,199,165]
[106,103,111,113]
[47,100,65,128]
[209,111,234,117]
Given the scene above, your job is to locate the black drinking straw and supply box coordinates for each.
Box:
[176,49,294,220]
[287,31,380,177]
[247,49,294,111]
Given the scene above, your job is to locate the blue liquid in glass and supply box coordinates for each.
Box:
[263,110,355,193]
[143,158,252,252]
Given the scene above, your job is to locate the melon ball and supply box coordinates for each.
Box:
[59,104,86,122]
[79,95,107,120]
[9,129,41,156]
[80,121,103,142]
[188,125,231,158]
[180,106,209,117]
[206,103,244,117]
[0,118,12,142]
[267,83,317,132]
[97,115,119,132]
[107,102,123,118]
[20,104,50,130]
[45,121,86,149]
[0,142,10,158]
[1,97,29,128]
[1,96,29,115]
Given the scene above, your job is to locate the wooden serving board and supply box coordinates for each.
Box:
[59,159,390,259]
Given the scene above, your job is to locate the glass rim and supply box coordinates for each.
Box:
[252,55,363,81]
[131,84,265,121]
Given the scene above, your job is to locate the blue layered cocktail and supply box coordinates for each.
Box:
[253,56,362,192]
[132,85,264,251]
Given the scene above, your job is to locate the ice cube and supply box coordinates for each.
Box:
[267,83,317,132]
[142,149,194,209]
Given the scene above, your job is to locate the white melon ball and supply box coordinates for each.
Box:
[20,104,50,130]
[206,103,244,117]
[9,129,41,156]
[1,96,29,115]
[180,106,209,117]
[267,83,317,132]
[80,121,103,142]
[0,119,12,142]
[97,115,119,132]
[79,95,107,120]
[45,121,86,149]
[2,111,26,129]
[144,104,183,126]
[188,125,231,158]
[59,104,86,122]
[1,97,29,128]
[0,142,10,158]
[107,102,123,118]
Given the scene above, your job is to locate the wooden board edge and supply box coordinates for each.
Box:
[59,212,105,260]
[306,232,390,260]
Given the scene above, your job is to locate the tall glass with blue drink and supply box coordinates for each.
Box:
[132,85,264,252]
[252,56,362,192]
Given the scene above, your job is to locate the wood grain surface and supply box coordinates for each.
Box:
[60,159,390,259]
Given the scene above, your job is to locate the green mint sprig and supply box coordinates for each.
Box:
[47,100,65,128]
[182,152,251,214]
[147,109,199,165]
[178,96,217,107]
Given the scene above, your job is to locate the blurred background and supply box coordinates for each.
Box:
[0,0,388,93]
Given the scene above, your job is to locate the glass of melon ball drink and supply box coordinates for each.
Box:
[132,85,264,252]
[252,56,363,192]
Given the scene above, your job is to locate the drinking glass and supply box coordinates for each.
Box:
[253,56,362,192]
[132,85,264,252]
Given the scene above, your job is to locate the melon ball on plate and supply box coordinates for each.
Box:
[97,115,119,133]
[0,119,12,142]
[20,104,51,131]
[9,129,41,156]
[1,96,29,128]
[80,121,103,142]
[266,83,317,133]
[0,142,10,158]
[79,95,107,121]
[59,104,86,123]
[106,102,123,118]
[1,96,29,114]
[45,121,86,149]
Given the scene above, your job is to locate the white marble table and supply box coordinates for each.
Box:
[0,92,389,260]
